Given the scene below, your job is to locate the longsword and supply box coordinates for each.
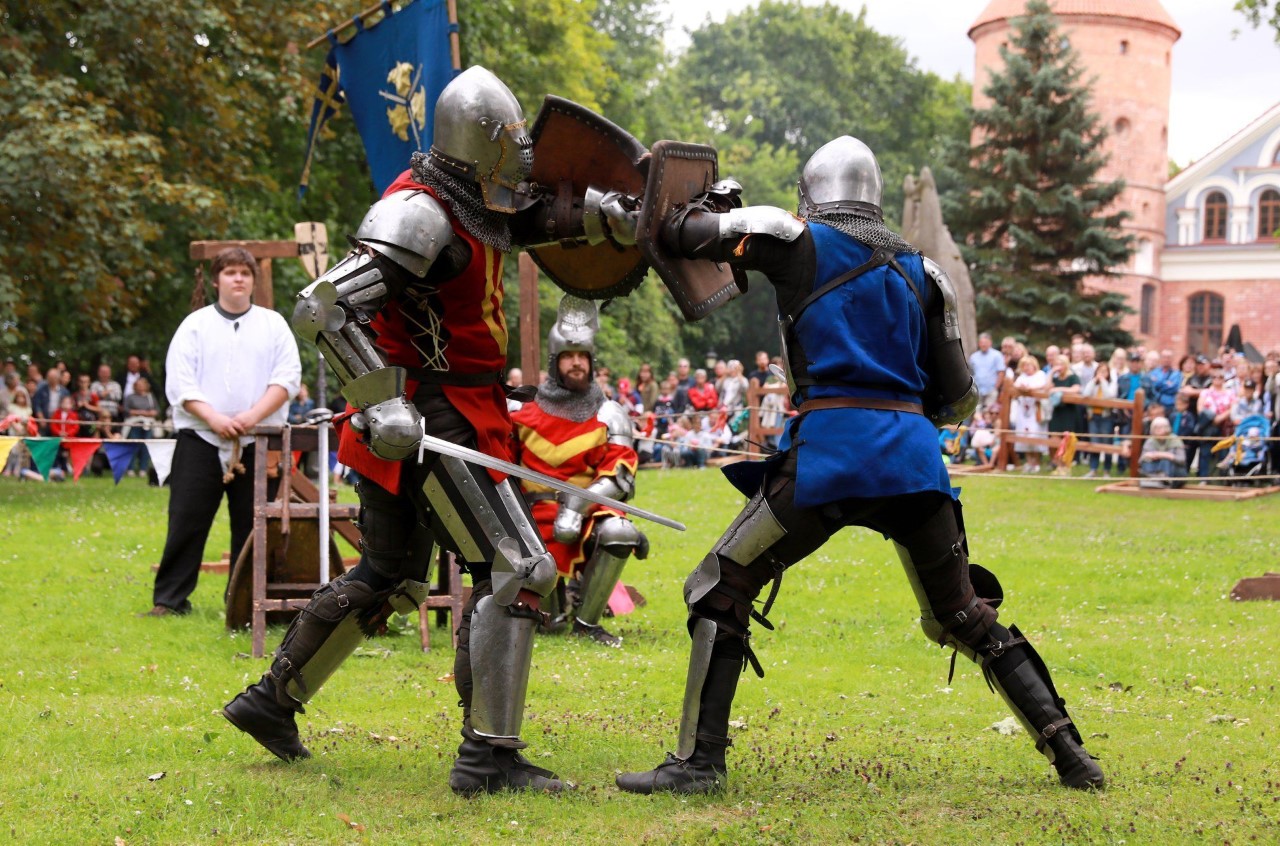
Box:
[414,423,686,532]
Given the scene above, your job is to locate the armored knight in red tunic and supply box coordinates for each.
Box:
[510,296,646,647]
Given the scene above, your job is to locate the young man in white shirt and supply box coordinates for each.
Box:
[145,247,301,616]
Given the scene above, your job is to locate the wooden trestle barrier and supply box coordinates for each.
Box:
[224,425,467,657]
[992,382,1146,477]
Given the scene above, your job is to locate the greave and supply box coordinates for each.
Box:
[269,575,426,712]
[575,546,628,627]
[616,618,741,795]
[466,594,540,745]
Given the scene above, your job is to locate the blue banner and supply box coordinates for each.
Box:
[330,0,454,195]
[298,50,346,198]
[102,441,142,485]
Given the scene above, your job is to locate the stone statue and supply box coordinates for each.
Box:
[903,166,977,354]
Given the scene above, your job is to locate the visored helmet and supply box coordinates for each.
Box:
[547,295,598,386]
[797,136,883,218]
[429,66,533,213]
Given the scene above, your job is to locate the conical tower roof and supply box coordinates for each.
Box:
[968,0,1180,40]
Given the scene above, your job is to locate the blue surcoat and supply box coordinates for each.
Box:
[723,223,955,508]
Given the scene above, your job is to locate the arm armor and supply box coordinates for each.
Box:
[666,206,805,261]
[921,257,978,427]
[290,192,455,460]
[510,184,640,248]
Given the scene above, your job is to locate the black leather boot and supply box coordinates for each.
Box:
[985,626,1104,790]
[616,656,741,795]
[222,675,310,762]
[447,728,565,795]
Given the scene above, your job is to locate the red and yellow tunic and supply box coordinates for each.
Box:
[511,401,639,577]
[337,170,512,493]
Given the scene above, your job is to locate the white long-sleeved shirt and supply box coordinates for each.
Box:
[165,304,302,451]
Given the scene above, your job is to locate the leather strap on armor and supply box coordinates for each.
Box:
[798,396,925,415]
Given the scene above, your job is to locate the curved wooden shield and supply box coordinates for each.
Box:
[635,141,741,321]
[526,96,649,300]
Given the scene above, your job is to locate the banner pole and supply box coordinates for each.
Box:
[447,0,461,70]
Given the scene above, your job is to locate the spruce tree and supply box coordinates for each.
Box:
[947,0,1134,352]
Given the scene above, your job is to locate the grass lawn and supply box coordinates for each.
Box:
[1,469,1278,845]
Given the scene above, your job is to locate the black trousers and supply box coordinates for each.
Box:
[152,431,265,612]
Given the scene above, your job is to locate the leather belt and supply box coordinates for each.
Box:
[406,368,501,387]
[523,491,558,504]
[799,396,925,415]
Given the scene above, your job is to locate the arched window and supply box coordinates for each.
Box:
[1140,283,1156,334]
[1114,117,1130,138]
[1187,292,1224,356]
[1203,191,1228,241]
[1120,39,1129,55]
[1259,188,1280,240]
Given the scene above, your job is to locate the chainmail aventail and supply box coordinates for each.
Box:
[410,152,512,252]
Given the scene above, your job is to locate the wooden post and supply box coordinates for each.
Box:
[189,239,300,311]
[518,253,540,384]
[446,0,461,70]
[1129,388,1145,478]
[995,380,1013,471]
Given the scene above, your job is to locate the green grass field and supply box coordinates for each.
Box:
[1,469,1278,845]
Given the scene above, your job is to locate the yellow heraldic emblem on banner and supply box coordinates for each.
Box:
[381,61,427,145]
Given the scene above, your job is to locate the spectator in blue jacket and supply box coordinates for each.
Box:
[1147,349,1181,411]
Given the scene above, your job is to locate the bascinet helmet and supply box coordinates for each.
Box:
[797,136,883,218]
[429,66,533,214]
[547,295,599,387]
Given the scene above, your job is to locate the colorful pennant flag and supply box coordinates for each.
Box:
[23,437,61,480]
[102,441,142,485]
[64,439,102,481]
[0,436,17,470]
[146,439,177,486]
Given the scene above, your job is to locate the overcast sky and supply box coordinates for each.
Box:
[658,0,1280,166]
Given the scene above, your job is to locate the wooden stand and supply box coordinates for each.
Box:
[1231,573,1280,601]
[225,425,358,657]
[224,424,469,656]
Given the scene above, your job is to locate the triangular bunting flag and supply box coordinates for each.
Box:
[0,436,18,469]
[24,437,62,480]
[64,439,102,481]
[146,439,177,486]
[102,441,142,484]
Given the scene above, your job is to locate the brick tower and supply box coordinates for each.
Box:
[968,1,1181,344]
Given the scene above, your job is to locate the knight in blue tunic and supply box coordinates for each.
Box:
[617,137,1104,795]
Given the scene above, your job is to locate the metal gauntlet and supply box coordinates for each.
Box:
[921,258,978,427]
[552,473,630,544]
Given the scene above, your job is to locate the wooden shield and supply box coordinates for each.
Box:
[525,96,649,300]
[635,141,741,321]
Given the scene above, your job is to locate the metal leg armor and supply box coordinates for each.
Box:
[573,516,647,647]
[222,574,427,761]
[417,453,564,794]
[618,491,794,795]
[892,500,1103,789]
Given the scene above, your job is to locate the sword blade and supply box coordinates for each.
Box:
[416,430,686,532]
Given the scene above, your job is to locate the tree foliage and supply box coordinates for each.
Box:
[944,0,1134,352]
[2,0,976,383]
[1236,0,1280,41]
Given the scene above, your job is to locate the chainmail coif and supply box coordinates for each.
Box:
[806,210,918,255]
[410,152,512,252]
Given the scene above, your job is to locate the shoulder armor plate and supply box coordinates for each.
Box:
[922,257,961,343]
[596,400,633,445]
[719,206,806,242]
[356,190,454,278]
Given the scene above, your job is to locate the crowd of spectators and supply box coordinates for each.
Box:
[1,355,163,481]
[960,331,1280,486]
